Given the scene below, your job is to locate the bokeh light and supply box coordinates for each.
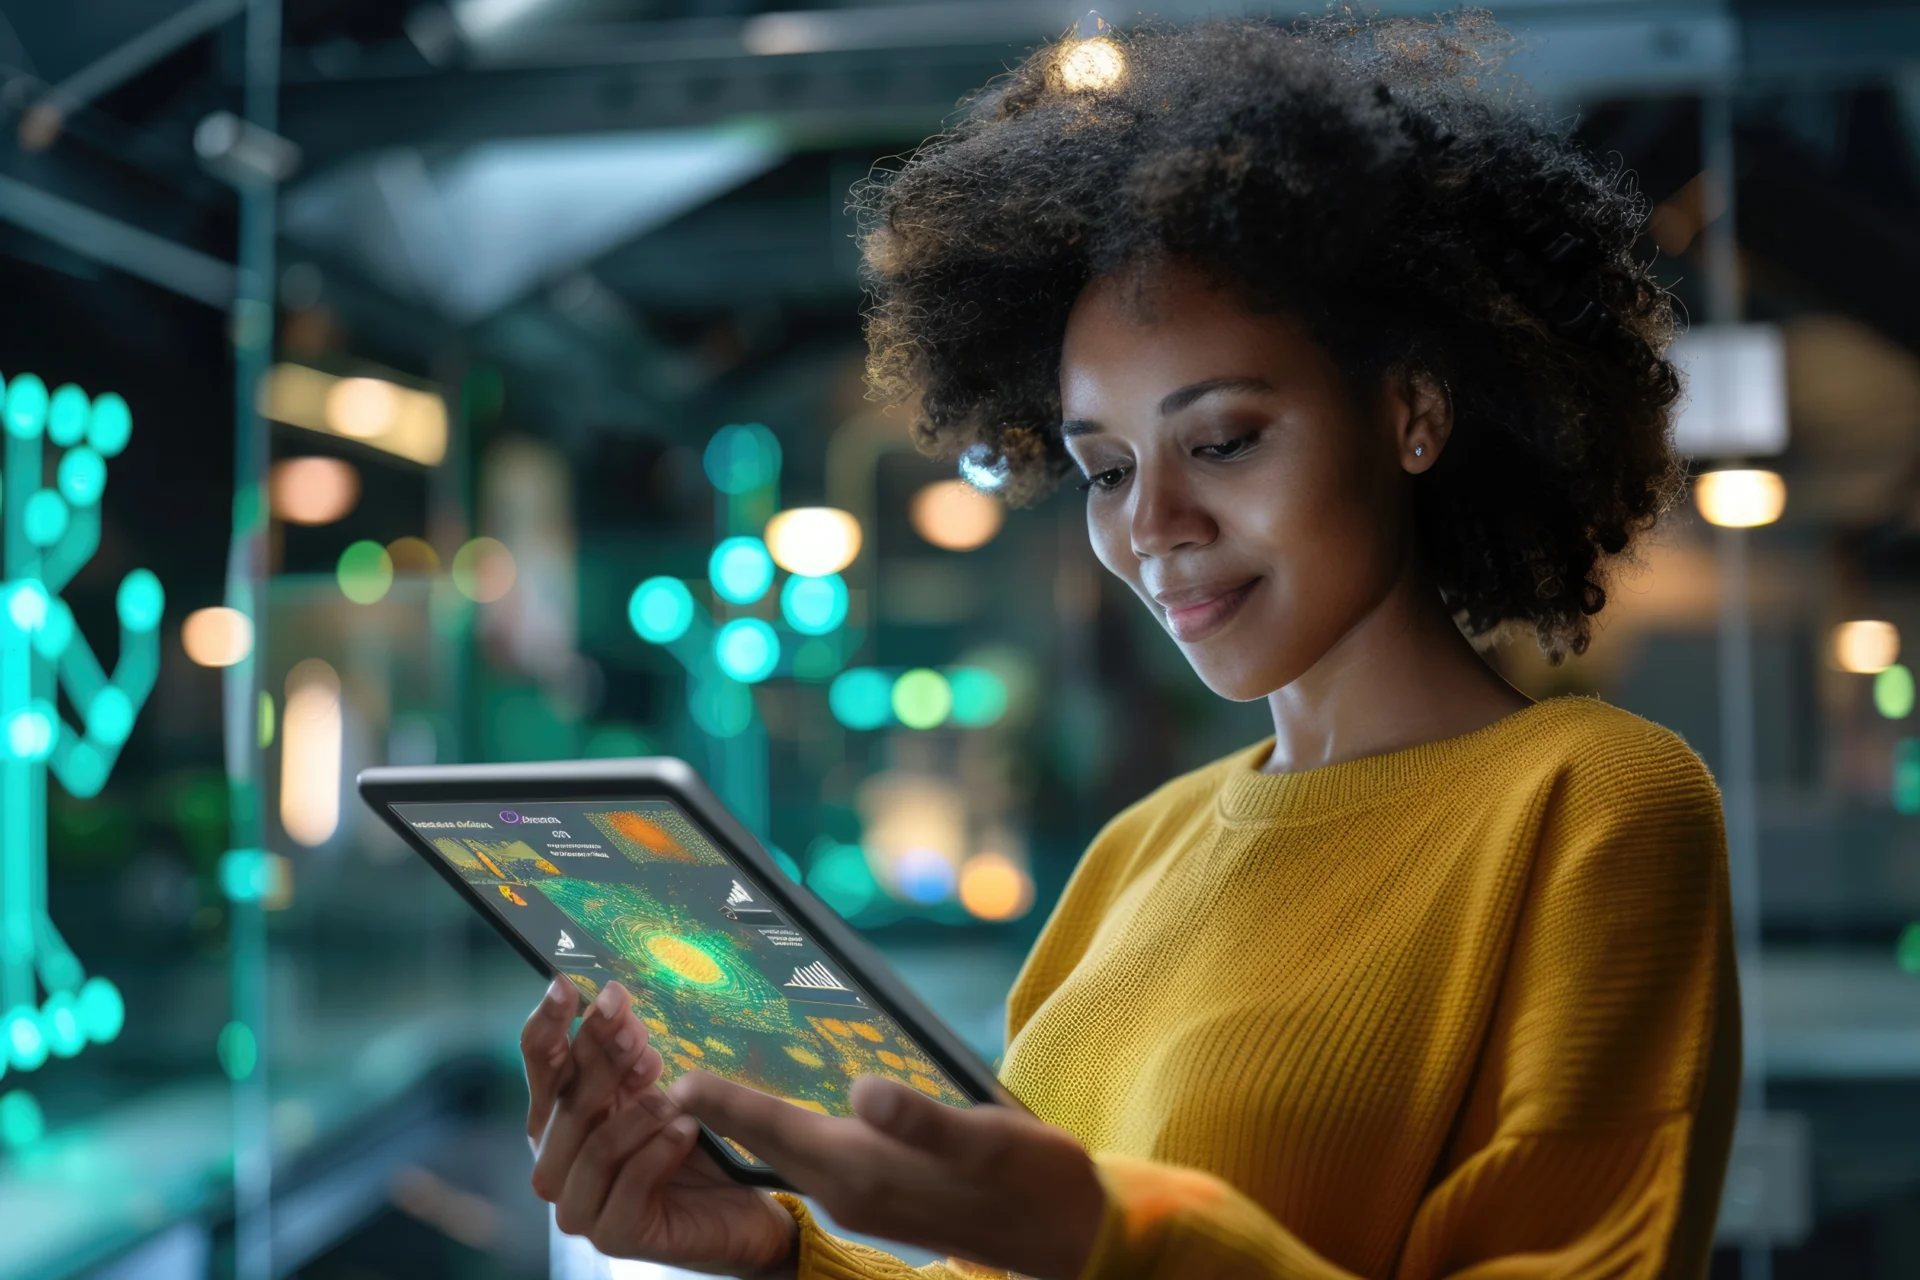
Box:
[703,423,782,494]
[282,659,343,847]
[88,687,134,745]
[269,457,360,526]
[386,536,440,574]
[958,852,1034,921]
[1898,922,1920,974]
[337,541,395,604]
[77,976,123,1043]
[714,618,779,683]
[1055,36,1126,91]
[791,637,841,682]
[689,678,754,738]
[4,702,55,761]
[829,668,893,729]
[56,447,106,507]
[1833,620,1899,674]
[629,577,695,644]
[764,507,862,576]
[31,598,73,660]
[1896,740,1920,815]
[182,606,255,668]
[894,846,957,904]
[324,376,400,439]
[807,843,877,918]
[47,383,89,446]
[23,490,68,547]
[1694,468,1785,528]
[117,569,165,632]
[218,1021,258,1080]
[1876,664,1915,720]
[6,581,48,632]
[0,1091,43,1148]
[42,992,82,1058]
[910,479,1004,551]
[709,536,776,605]
[4,1005,46,1071]
[88,392,132,456]
[892,668,952,729]
[948,666,1008,727]
[5,373,48,438]
[452,537,516,602]
[781,573,848,635]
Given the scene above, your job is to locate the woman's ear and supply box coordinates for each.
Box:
[1396,370,1453,475]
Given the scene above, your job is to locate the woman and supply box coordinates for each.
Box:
[520,14,1738,1279]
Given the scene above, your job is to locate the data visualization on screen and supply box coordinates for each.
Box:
[390,798,971,1164]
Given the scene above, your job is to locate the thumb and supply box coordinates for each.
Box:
[851,1076,977,1159]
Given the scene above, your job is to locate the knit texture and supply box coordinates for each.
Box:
[779,695,1740,1280]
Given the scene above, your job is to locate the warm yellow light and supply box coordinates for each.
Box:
[910,480,1004,551]
[1693,469,1785,528]
[280,659,342,848]
[958,852,1033,921]
[387,536,441,575]
[1056,37,1125,91]
[764,507,862,576]
[181,607,254,668]
[269,456,359,526]
[1832,620,1900,674]
[325,377,400,438]
[452,537,516,603]
[259,363,448,465]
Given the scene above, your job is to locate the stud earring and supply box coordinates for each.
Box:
[1414,444,1426,458]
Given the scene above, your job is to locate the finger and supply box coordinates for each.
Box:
[553,1096,680,1235]
[534,986,660,1200]
[850,1076,982,1162]
[522,975,582,1146]
[668,1071,860,1187]
[599,1113,702,1231]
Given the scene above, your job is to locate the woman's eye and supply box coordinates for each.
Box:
[1077,467,1129,493]
[1195,434,1255,460]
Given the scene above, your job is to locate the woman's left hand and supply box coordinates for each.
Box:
[667,1070,1107,1280]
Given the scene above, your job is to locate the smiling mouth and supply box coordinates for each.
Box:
[1160,580,1257,643]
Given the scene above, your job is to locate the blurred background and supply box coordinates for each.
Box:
[0,1,1917,1277]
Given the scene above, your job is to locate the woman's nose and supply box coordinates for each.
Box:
[1129,462,1217,561]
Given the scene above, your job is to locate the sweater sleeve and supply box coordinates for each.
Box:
[1058,743,1742,1280]
[775,736,1740,1280]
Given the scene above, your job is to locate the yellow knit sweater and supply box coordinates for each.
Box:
[779,695,1741,1279]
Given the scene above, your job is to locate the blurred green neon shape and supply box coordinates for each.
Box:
[2,373,153,1109]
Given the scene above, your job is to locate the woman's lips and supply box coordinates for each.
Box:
[1161,580,1257,643]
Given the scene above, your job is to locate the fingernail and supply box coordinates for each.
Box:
[546,976,572,1006]
[614,1027,636,1053]
[865,1088,898,1126]
[593,983,622,1019]
[669,1116,697,1140]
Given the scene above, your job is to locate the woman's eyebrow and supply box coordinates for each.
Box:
[1062,376,1273,437]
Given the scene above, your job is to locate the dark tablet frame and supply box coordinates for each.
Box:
[357,757,1014,1190]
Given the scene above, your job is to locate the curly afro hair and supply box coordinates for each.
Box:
[853,11,1683,659]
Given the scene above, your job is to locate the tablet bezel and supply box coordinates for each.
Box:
[356,757,1015,1190]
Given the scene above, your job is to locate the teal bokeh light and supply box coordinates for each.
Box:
[780,573,848,635]
[88,687,135,746]
[948,666,1009,727]
[0,1091,43,1148]
[30,599,74,660]
[220,849,274,903]
[116,569,164,632]
[5,702,56,762]
[22,490,69,547]
[5,580,49,632]
[4,373,47,439]
[77,976,124,1043]
[709,537,775,605]
[88,392,132,457]
[714,618,779,683]
[629,577,694,644]
[807,843,877,919]
[57,447,106,507]
[218,1021,258,1081]
[689,678,754,738]
[703,423,782,494]
[3,1006,46,1071]
[41,993,82,1058]
[828,668,893,730]
[48,384,89,446]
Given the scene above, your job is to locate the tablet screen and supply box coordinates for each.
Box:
[390,798,973,1165]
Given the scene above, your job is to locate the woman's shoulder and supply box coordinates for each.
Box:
[1517,696,1719,796]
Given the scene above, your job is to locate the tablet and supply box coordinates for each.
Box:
[357,759,1011,1188]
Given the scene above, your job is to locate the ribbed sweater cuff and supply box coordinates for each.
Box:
[773,1193,874,1280]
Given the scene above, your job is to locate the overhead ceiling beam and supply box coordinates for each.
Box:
[0,173,235,307]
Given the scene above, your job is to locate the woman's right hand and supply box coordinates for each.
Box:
[521,976,798,1278]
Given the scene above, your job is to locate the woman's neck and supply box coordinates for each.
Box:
[1260,568,1530,775]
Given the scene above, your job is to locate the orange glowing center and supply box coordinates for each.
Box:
[645,935,725,986]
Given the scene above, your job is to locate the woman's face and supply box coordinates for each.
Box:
[1058,261,1434,701]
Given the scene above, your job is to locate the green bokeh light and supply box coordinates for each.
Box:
[629,577,694,644]
[892,668,952,729]
[828,668,892,729]
[948,666,1008,727]
[714,618,778,683]
[116,569,164,632]
[22,490,68,547]
[1876,665,1915,720]
[41,993,82,1058]
[220,849,273,903]
[791,637,840,682]
[1898,922,1920,975]
[1897,740,1920,816]
[57,446,106,507]
[48,384,89,446]
[702,423,782,494]
[689,678,754,738]
[780,573,848,635]
[583,725,650,757]
[709,537,775,605]
[0,1091,44,1148]
[218,1021,258,1080]
[337,540,395,604]
[88,687,134,746]
[4,373,47,439]
[4,1007,46,1071]
[88,392,131,457]
[807,843,877,919]
[77,977,123,1043]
